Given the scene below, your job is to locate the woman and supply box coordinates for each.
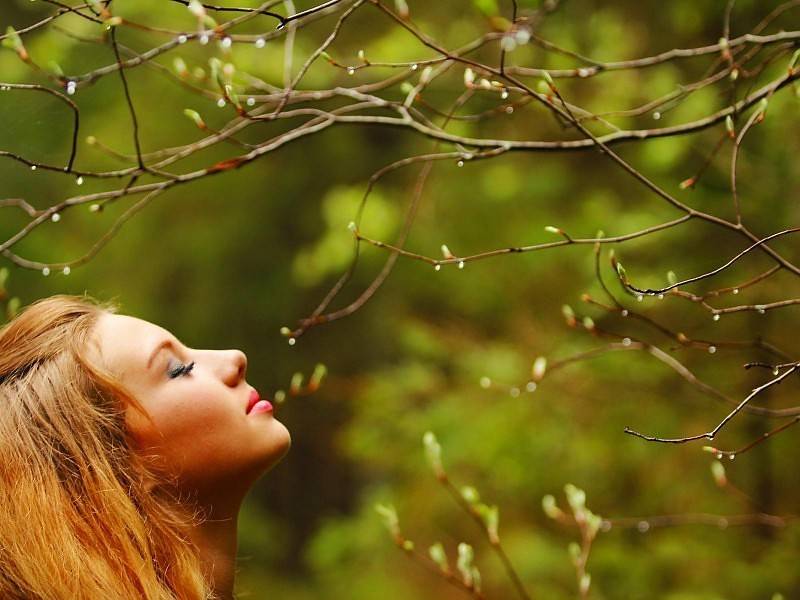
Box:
[0,294,291,599]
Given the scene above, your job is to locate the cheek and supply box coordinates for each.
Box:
[128,386,240,470]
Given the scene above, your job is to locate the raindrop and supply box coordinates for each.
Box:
[637,521,650,533]
[30,165,37,171]
[728,454,735,461]
[622,337,631,346]
[756,306,766,314]
[434,264,441,271]
[713,314,720,321]
[458,261,465,269]
[652,111,661,120]
[732,288,739,294]
[76,176,84,185]
[716,453,723,459]
[708,345,717,354]
[66,81,76,95]
[199,33,209,45]
[346,67,355,75]
[246,97,256,106]
[621,309,629,317]
[657,294,664,300]
[255,37,266,48]
[480,376,491,389]
[288,337,296,346]
[178,34,188,44]
[51,213,61,222]
[217,98,226,108]
[636,295,643,302]
[410,63,418,71]
[525,382,537,392]
[220,37,232,49]
[62,266,71,275]
[577,68,591,78]
[500,90,509,100]
[42,267,50,276]
[505,106,514,114]
[457,160,464,167]
[509,387,520,397]
[773,367,779,376]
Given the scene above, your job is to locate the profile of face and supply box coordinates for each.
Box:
[90,313,291,501]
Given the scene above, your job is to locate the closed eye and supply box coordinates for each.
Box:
[167,361,195,379]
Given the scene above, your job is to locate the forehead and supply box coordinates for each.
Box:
[92,313,171,377]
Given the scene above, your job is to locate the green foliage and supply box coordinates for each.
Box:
[2,0,800,598]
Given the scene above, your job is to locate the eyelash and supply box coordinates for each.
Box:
[167,361,195,379]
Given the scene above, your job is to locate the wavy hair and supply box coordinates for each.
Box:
[0,295,213,599]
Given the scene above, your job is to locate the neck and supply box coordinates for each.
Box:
[188,493,243,600]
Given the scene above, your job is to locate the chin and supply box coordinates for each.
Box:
[261,418,291,471]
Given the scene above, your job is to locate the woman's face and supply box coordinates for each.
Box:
[91,313,290,499]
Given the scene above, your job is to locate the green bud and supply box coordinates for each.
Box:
[532,356,547,381]
[564,483,586,517]
[580,573,591,595]
[568,541,581,565]
[542,494,563,519]
[374,503,400,538]
[478,504,499,544]
[173,57,188,77]
[188,0,206,18]
[428,543,449,572]
[183,109,205,129]
[456,543,474,587]
[711,461,726,487]
[586,510,602,540]
[423,431,444,478]
[309,363,327,389]
[290,372,304,393]
[460,486,480,505]
[537,80,549,95]
[667,270,677,285]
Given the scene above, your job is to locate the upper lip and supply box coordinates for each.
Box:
[246,389,260,414]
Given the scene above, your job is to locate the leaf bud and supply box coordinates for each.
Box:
[428,543,449,572]
[423,431,444,479]
[460,486,480,505]
[463,68,475,86]
[711,460,727,487]
[290,372,304,394]
[183,108,206,129]
[532,356,547,381]
[542,494,564,520]
[374,503,400,538]
[309,363,327,390]
[561,304,576,327]
[456,543,474,587]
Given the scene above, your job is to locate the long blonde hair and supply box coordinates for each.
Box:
[0,295,213,599]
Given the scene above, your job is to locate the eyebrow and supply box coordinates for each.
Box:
[146,339,175,370]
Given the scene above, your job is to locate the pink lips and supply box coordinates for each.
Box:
[246,389,273,415]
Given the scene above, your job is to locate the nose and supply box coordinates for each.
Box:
[221,349,247,387]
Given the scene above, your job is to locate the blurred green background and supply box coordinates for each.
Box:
[2,0,800,598]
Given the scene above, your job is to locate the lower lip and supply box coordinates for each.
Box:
[249,400,273,415]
